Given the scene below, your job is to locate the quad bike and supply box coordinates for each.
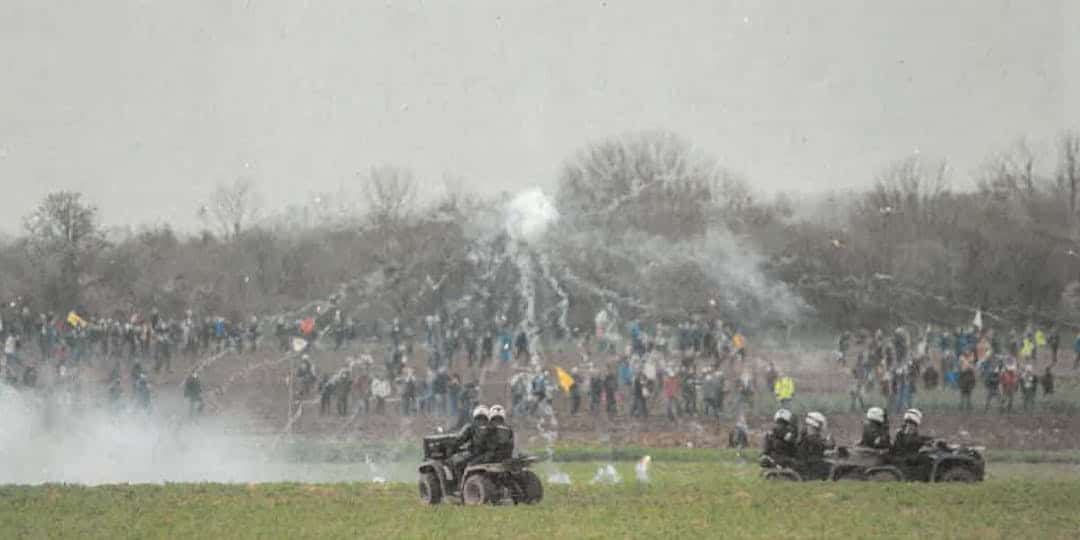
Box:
[417,434,544,506]
[759,447,903,482]
[761,440,984,484]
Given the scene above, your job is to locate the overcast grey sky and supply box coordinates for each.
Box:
[0,0,1076,233]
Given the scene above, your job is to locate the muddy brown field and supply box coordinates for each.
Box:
[88,341,1080,454]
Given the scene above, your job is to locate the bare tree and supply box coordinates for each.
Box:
[23,191,105,307]
[977,139,1039,200]
[556,131,718,239]
[1057,131,1080,216]
[360,165,417,231]
[866,154,951,229]
[203,177,261,241]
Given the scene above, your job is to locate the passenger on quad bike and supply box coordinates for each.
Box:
[451,405,491,479]
[889,408,934,477]
[892,408,932,456]
[796,411,834,480]
[859,407,891,450]
[482,405,515,462]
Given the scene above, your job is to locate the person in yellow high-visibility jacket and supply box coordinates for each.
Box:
[774,375,795,410]
[1034,329,1046,362]
[1019,338,1034,360]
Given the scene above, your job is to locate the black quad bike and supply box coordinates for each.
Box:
[760,447,903,482]
[417,434,544,506]
[761,440,984,483]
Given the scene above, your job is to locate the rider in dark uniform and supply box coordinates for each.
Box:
[859,406,891,450]
[450,405,490,483]
[890,408,934,480]
[797,411,834,480]
[484,404,515,461]
[763,408,799,468]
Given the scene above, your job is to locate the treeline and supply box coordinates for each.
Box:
[775,133,1080,330]
[1,130,1078,334]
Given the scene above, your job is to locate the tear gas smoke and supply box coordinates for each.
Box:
[505,188,559,242]
[0,384,407,485]
[591,463,622,485]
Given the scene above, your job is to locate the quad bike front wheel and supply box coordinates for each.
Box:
[418,472,442,505]
[462,474,497,505]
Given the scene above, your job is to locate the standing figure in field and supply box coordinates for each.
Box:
[133,372,152,413]
[1020,365,1038,412]
[184,370,204,417]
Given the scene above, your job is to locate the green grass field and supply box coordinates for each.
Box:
[4,460,1079,539]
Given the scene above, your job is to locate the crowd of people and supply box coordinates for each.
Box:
[841,323,1066,416]
[0,298,363,415]
[2,293,1074,436]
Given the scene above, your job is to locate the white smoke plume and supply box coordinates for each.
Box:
[0,384,406,485]
[505,188,559,242]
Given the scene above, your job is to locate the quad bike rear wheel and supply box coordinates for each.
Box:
[418,472,442,505]
[462,474,497,505]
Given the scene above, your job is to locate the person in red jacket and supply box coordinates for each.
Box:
[663,369,680,421]
[999,364,1020,413]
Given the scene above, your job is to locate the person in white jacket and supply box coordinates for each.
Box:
[371,373,391,415]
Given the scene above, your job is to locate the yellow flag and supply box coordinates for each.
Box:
[732,333,745,350]
[66,311,86,328]
[555,366,574,394]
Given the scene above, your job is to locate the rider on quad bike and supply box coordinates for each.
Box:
[482,405,515,462]
[795,411,834,480]
[763,408,799,468]
[859,407,891,450]
[451,405,491,479]
[889,408,934,476]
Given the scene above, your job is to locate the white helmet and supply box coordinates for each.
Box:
[866,407,885,424]
[489,404,505,420]
[903,408,922,426]
[806,411,827,430]
[472,405,489,420]
[774,409,793,423]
